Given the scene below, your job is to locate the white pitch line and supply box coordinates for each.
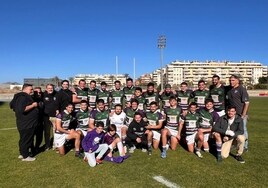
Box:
[0,127,17,131]
[153,176,180,188]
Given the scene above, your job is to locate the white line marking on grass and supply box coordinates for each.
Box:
[0,127,17,131]
[153,176,180,188]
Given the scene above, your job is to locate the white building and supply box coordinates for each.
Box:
[152,60,268,86]
[74,74,128,88]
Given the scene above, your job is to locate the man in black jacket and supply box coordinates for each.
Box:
[212,105,245,163]
[126,112,148,153]
[43,84,58,150]
[10,84,39,161]
[56,80,73,113]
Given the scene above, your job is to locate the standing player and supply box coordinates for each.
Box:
[123,78,136,107]
[191,80,209,110]
[110,80,125,110]
[161,96,182,158]
[72,79,88,112]
[143,82,159,112]
[177,82,192,114]
[97,81,110,108]
[87,80,99,111]
[56,80,73,113]
[209,75,226,117]
[144,102,164,155]
[159,84,176,113]
[134,87,146,111]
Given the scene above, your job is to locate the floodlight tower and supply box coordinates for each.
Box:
[158,35,166,90]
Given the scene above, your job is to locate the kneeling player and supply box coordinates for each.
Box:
[178,102,200,156]
[75,100,90,137]
[54,103,83,157]
[144,101,164,155]
[161,96,182,158]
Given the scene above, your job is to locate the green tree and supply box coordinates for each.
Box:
[258,76,268,84]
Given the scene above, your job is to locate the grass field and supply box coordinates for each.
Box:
[0,98,267,188]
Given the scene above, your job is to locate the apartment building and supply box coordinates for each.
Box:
[152,60,268,86]
[73,74,127,88]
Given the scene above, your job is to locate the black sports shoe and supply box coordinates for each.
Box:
[75,152,84,158]
[235,155,245,163]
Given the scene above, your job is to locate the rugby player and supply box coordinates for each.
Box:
[191,80,209,110]
[89,99,110,130]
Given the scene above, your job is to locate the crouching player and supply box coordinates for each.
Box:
[54,103,83,157]
[212,105,245,163]
[103,124,129,163]
[125,112,148,153]
[178,102,200,157]
[82,122,109,167]
[196,99,219,157]
[144,101,164,155]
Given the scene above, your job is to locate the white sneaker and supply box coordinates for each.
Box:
[22,156,36,162]
[141,148,147,153]
[129,146,136,153]
[195,151,203,158]
[18,155,23,159]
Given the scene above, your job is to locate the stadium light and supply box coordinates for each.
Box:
[158,35,166,90]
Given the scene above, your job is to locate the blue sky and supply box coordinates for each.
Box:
[0,0,267,83]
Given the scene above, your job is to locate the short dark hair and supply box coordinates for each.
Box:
[205,98,214,104]
[180,82,188,86]
[134,111,142,117]
[126,78,133,82]
[169,96,177,101]
[114,104,122,109]
[96,121,104,127]
[78,79,86,84]
[212,75,220,80]
[114,80,121,85]
[198,80,205,85]
[135,87,142,92]
[61,80,69,85]
[189,102,198,108]
[22,84,33,90]
[100,81,107,86]
[90,80,96,84]
[227,105,236,111]
[147,82,154,87]
[130,98,139,105]
[97,99,105,104]
[150,101,158,106]
[80,100,88,104]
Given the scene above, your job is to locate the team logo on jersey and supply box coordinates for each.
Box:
[133,128,136,131]
[141,127,144,131]
[120,118,124,121]
[45,97,49,101]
